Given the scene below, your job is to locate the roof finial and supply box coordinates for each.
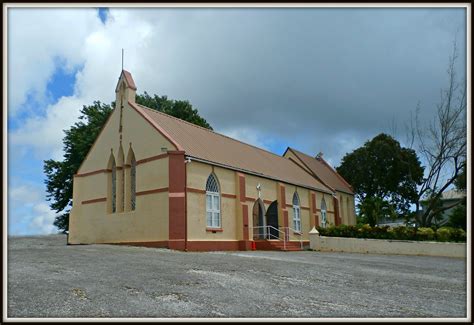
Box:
[121,48,124,71]
[316,152,323,160]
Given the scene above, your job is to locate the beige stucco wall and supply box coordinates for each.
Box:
[337,191,356,225]
[186,161,238,241]
[77,100,175,175]
[309,234,466,258]
[69,93,172,244]
[185,160,338,243]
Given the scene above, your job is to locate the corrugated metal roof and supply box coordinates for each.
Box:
[287,147,354,195]
[133,103,333,194]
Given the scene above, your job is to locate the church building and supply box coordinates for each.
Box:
[68,70,356,251]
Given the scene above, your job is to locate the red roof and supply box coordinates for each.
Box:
[130,102,334,194]
[285,147,354,195]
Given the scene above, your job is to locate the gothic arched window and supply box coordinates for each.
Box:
[206,173,221,228]
[292,192,301,232]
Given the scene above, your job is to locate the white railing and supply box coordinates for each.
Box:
[251,225,305,250]
[252,225,287,250]
[281,226,304,250]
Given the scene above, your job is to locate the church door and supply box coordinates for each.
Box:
[266,201,279,239]
[252,199,266,239]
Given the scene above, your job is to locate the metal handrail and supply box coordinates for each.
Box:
[252,225,287,250]
[280,226,304,249]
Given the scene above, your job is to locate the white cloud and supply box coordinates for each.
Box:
[9,184,42,204]
[8,8,101,115]
[28,203,58,235]
[219,127,272,152]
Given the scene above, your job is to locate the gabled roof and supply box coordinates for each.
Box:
[285,147,354,195]
[115,70,137,92]
[130,102,333,194]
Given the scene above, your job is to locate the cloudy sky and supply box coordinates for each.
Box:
[6,6,467,235]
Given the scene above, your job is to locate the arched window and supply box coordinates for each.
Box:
[111,158,117,213]
[292,192,301,232]
[206,173,220,228]
[116,146,125,212]
[130,155,136,211]
[126,147,137,212]
[321,198,327,228]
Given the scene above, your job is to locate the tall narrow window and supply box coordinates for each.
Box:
[117,146,124,213]
[111,160,117,213]
[206,173,221,228]
[131,156,136,210]
[321,198,327,228]
[293,192,301,232]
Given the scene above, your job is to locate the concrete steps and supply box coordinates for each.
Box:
[254,240,302,251]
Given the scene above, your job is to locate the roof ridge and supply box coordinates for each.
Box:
[287,148,336,192]
[136,103,288,161]
[289,146,354,193]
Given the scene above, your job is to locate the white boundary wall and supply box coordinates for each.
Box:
[309,230,466,258]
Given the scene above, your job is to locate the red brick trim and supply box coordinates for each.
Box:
[168,239,186,250]
[187,188,235,199]
[186,241,240,251]
[136,153,168,165]
[263,199,273,205]
[206,228,223,232]
[311,192,317,213]
[75,169,110,178]
[113,241,168,248]
[287,203,309,209]
[168,151,186,250]
[136,187,168,196]
[129,101,184,151]
[280,185,287,208]
[187,187,206,194]
[116,166,123,170]
[82,197,107,205]
[283,210,289,229]
[238,173,246,203]
[245,196,256,202]
[242,204,249,241]
[316,208,334,214]
[238,240,252,251]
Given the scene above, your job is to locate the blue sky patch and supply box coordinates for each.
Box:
[98,8,109,24]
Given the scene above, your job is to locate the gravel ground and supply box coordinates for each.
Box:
[7,235,467,319]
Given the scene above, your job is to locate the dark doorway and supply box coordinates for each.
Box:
[252,199,266,239]
[266,201,279,239]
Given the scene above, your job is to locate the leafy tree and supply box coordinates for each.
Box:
[358,196,397,227]
[136,92,212,130]
[337,133,424,216]
[44,94,212,233]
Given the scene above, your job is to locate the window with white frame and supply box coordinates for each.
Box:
[321,198,327,228]
[206,174,221,228]
[293,192,301,232]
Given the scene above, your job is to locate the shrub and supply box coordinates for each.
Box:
[416,227,436,241]
[436,227,451,242]
[315,224,465,242]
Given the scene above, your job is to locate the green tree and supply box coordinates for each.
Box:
[44,94,212,233]
[358,196,397,227]
[337,133,424,216]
